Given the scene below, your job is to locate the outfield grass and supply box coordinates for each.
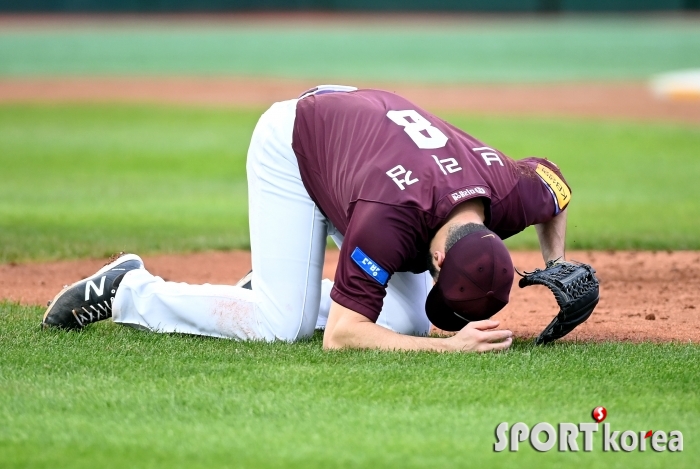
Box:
[1,18,699,82]
[446,113,700,251]
[0,301,697,469]
[1,103,699,262]
[0,104,258,262]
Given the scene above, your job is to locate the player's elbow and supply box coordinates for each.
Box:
[323,302,373,350]
[322,324,351,350]
[322,304,369,350]
[322,334,341,350]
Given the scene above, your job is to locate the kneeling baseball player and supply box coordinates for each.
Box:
[42,85,598,352]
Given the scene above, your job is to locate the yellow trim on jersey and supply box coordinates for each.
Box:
[536,163,571,211]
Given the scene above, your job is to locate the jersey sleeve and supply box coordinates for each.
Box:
[330,201,428,322]
[489,157,572,239]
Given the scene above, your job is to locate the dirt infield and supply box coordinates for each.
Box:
[2,77,700,124]
[2,250,698,343]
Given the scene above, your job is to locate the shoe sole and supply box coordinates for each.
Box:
[42,253,144,326]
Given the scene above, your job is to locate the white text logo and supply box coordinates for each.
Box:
[494,422,683,453]
[451,187,486,201]
[85,276,106,301]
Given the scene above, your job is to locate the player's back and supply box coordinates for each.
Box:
[292,89,521,235]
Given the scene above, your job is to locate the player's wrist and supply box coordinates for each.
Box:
[545,256,566,268]
[443,334,475,353]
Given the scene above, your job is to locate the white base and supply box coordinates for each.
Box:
[651,69,700,101]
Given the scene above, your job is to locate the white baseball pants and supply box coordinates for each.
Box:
[112,96,433,341]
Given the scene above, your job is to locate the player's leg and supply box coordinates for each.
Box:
[112,271,260,339]
[246,98,329,341]
[112,99,328,341]
[375,271,433,336]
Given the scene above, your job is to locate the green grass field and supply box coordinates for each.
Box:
[0,104,258,262]
[1,302,698,468]
[1,104,699,262]
[1,16,699,469]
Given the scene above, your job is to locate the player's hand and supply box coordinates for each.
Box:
[446,320,513,353]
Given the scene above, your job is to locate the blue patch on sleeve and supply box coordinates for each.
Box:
[351,247,389,286]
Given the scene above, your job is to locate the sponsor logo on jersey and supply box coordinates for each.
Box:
[450,186,486,202]
[351,247,389,286]
[535,163,571,213]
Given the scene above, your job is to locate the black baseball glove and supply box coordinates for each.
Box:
[518,260,600,345]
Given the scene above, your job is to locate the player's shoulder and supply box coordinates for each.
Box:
[516,157,568,182]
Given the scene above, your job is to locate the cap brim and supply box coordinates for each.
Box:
[426,285,509,331]
[425,286,471,332]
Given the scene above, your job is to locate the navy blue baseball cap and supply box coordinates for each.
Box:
[425,228,514,331]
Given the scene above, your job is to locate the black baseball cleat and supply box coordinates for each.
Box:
[235,270,252,290]
[42,253,144,330]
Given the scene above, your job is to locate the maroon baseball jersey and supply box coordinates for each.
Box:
[292,88,570,321]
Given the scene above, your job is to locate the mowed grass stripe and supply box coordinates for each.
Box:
[1,18,699,82]
[0,302,698,469]
[444,113,700,251]
[0,104,258,262]
[2,103,699,262]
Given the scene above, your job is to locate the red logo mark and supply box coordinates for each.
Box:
[645,430,653,439]
[592,406,607,423]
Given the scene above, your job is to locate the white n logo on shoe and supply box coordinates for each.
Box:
[85,276,106,301]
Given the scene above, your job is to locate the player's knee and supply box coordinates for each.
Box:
[256,305,317,342]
